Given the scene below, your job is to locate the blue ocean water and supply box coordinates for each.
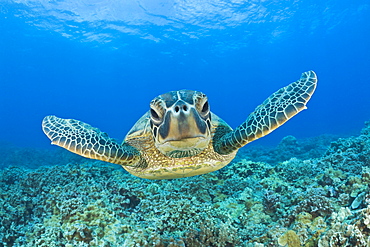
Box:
[2,2,370,246]
[0,0,369,149]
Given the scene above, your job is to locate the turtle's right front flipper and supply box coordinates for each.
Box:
[214,71,317,155]
[42,115,141,166]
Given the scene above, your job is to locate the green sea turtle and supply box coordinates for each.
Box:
[42,71,317,179]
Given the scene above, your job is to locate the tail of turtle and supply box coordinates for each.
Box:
[214,70,317,155]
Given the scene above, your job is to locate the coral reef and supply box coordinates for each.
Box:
[0,120,369,246]
[0,141,87,169]
[237,134,342,165]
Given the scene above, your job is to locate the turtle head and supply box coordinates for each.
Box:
[149,90,212,158]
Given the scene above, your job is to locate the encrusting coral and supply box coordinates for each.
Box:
[0,120,369,246]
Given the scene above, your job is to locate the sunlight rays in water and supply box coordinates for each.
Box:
[4,0,369,51]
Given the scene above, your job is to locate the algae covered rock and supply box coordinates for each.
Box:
[278,230,301,247]
[1,119,370,246]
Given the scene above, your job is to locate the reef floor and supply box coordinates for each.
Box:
[0,121,369,246]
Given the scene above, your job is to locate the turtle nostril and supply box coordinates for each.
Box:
[182,105,188,111]
[175,106,180,113]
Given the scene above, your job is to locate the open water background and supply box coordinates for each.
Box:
[0,0,369,149]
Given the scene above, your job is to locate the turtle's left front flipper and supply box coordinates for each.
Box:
[42,115,142,166]
[214,71,317,155]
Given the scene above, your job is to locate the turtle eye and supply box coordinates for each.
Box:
[201,101,209,115]
[150,108,162,122]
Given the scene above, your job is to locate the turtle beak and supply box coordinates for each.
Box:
[159,101,208,142]
[155,101,211,156]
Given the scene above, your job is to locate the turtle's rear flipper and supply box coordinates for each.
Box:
[42,116,141,166]
[214,71,317,155]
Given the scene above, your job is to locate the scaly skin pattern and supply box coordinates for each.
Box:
[42,116,141,166]
[214,71,317,155]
